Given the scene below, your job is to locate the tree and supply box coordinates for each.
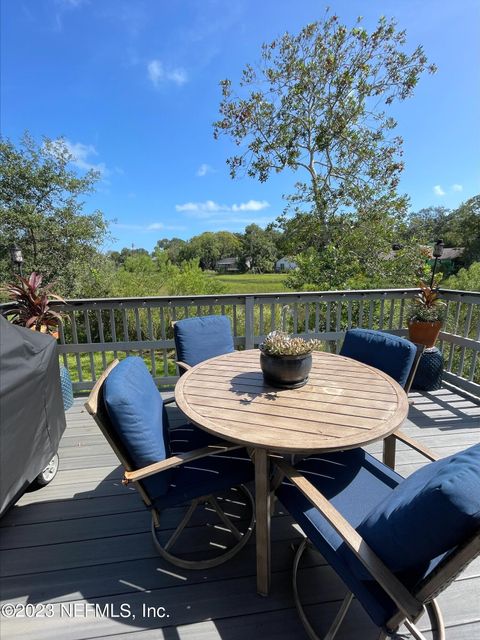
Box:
[214,14,435,288]
[443,262,480,292]
[448,196,480,266]
[241,224,278,273]
[0,133,109,296]
[154,237,186,264]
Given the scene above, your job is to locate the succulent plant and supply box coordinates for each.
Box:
[408,281,447,323]
[2,272,66,333]
[260,331,323,357]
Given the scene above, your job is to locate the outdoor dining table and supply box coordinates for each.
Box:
[174,348,409,596]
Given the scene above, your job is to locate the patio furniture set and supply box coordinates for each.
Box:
[85,315,480,640]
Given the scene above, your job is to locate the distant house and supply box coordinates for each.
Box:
[275,257,297,272]
[215,257,242,273]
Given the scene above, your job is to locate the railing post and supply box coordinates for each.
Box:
[245,296,255,350]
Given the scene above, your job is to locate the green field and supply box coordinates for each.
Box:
[208,272,289,293]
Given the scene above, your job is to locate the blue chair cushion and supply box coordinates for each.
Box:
[277,449,403,626]
[174,315,234,367]
[358,444,480,577]
[340,328,416,387]
[103,357,171,496]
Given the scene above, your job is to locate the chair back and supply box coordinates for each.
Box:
[174,315,235,367]
[85,357,172,500]
[340,328,417,389]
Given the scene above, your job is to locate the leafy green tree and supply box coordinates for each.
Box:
[0,132,109,296]
[447,196,480,266]
[214,13,435,288]
[241,224,278,273]
[443,262,480,292]
[154,237,187,264]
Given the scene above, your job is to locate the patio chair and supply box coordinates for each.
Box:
[85,356,255,570]
[340,328,423,394]
[173,314,235,373]
[339,328,424,468]
[274,442,480,640]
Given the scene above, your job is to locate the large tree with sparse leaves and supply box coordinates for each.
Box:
[214,13,436,288]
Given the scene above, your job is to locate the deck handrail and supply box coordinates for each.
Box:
[1,287,479,396]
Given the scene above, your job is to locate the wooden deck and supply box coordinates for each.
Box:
[1,386,479,640]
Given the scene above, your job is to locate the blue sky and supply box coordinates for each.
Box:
[2,0,479,252]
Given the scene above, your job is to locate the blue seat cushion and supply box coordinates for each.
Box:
[276,449,404,626]
[340,329,416,387]
[103,357,171,496]
[148,424,254,509]
[174,315,234,367]
[358,444,480,576]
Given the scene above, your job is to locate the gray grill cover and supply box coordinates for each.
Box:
[0,316,66,516]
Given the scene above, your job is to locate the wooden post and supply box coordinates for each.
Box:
[245,296,255,350]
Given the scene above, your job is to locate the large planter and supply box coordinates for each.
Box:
[408,320,442,349]
[259,350,312,389]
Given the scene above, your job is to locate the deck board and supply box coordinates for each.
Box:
[1,386,479,640]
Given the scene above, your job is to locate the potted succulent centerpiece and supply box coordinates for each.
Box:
[407,282,447,348]
[259,331,323,389]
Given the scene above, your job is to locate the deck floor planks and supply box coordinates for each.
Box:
[1,386,479,640]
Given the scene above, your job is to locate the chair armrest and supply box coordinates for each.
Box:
[163,396,176,405]
[392,430,439,461]
[176,361,191,373]
[123,441,241,484]
[383,430,439,469]
[273,458,423,621]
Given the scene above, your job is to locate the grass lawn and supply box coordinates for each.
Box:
[208,272,289,293]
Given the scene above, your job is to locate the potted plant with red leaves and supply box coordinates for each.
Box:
[3,272,66,338]
[407,281,447,348]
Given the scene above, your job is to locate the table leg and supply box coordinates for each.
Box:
[255,447,271,596]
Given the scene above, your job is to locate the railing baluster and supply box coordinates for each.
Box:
[96,309,107,370]
[83,310,96,382]
[270,303,275,332]
[379,298,385,329]
[469,315,480,381]
[69,311,83,383]
[160,306,168,377]
[109,308,118,360]
[259,303,264,338]
[398,298,405,329]
[326,301,331,332]
[147,307,155,377]
[458,303,473,377]
[388,299,395,330]
[314,301,320,333]
[447,302,463,371]
[347,299,352,329]
[122,307,129,356]
[305,301,310,333]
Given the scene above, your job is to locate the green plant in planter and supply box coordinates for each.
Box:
[407,281,447,348]
[260,331,323,356]
[2,272,66,334]
[408,282,447,323]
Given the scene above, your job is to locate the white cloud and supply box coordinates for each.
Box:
[175,199,270,218]
[147,60,188,88]
[50,139,109,176]
[433,185,445,196]
[196,163,214,177]
[452,184,463,192]
[113,222,185,232]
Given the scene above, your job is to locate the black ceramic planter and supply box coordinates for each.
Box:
[259,350,312,389]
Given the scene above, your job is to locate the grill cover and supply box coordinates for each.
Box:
[0,316,66,516]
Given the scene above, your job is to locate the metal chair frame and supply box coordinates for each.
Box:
[85,360,255,570]
[274,444,480,640]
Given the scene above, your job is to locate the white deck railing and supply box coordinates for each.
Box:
[2,288,479,396]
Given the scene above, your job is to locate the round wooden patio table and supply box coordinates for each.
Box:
[175,349,409,596]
